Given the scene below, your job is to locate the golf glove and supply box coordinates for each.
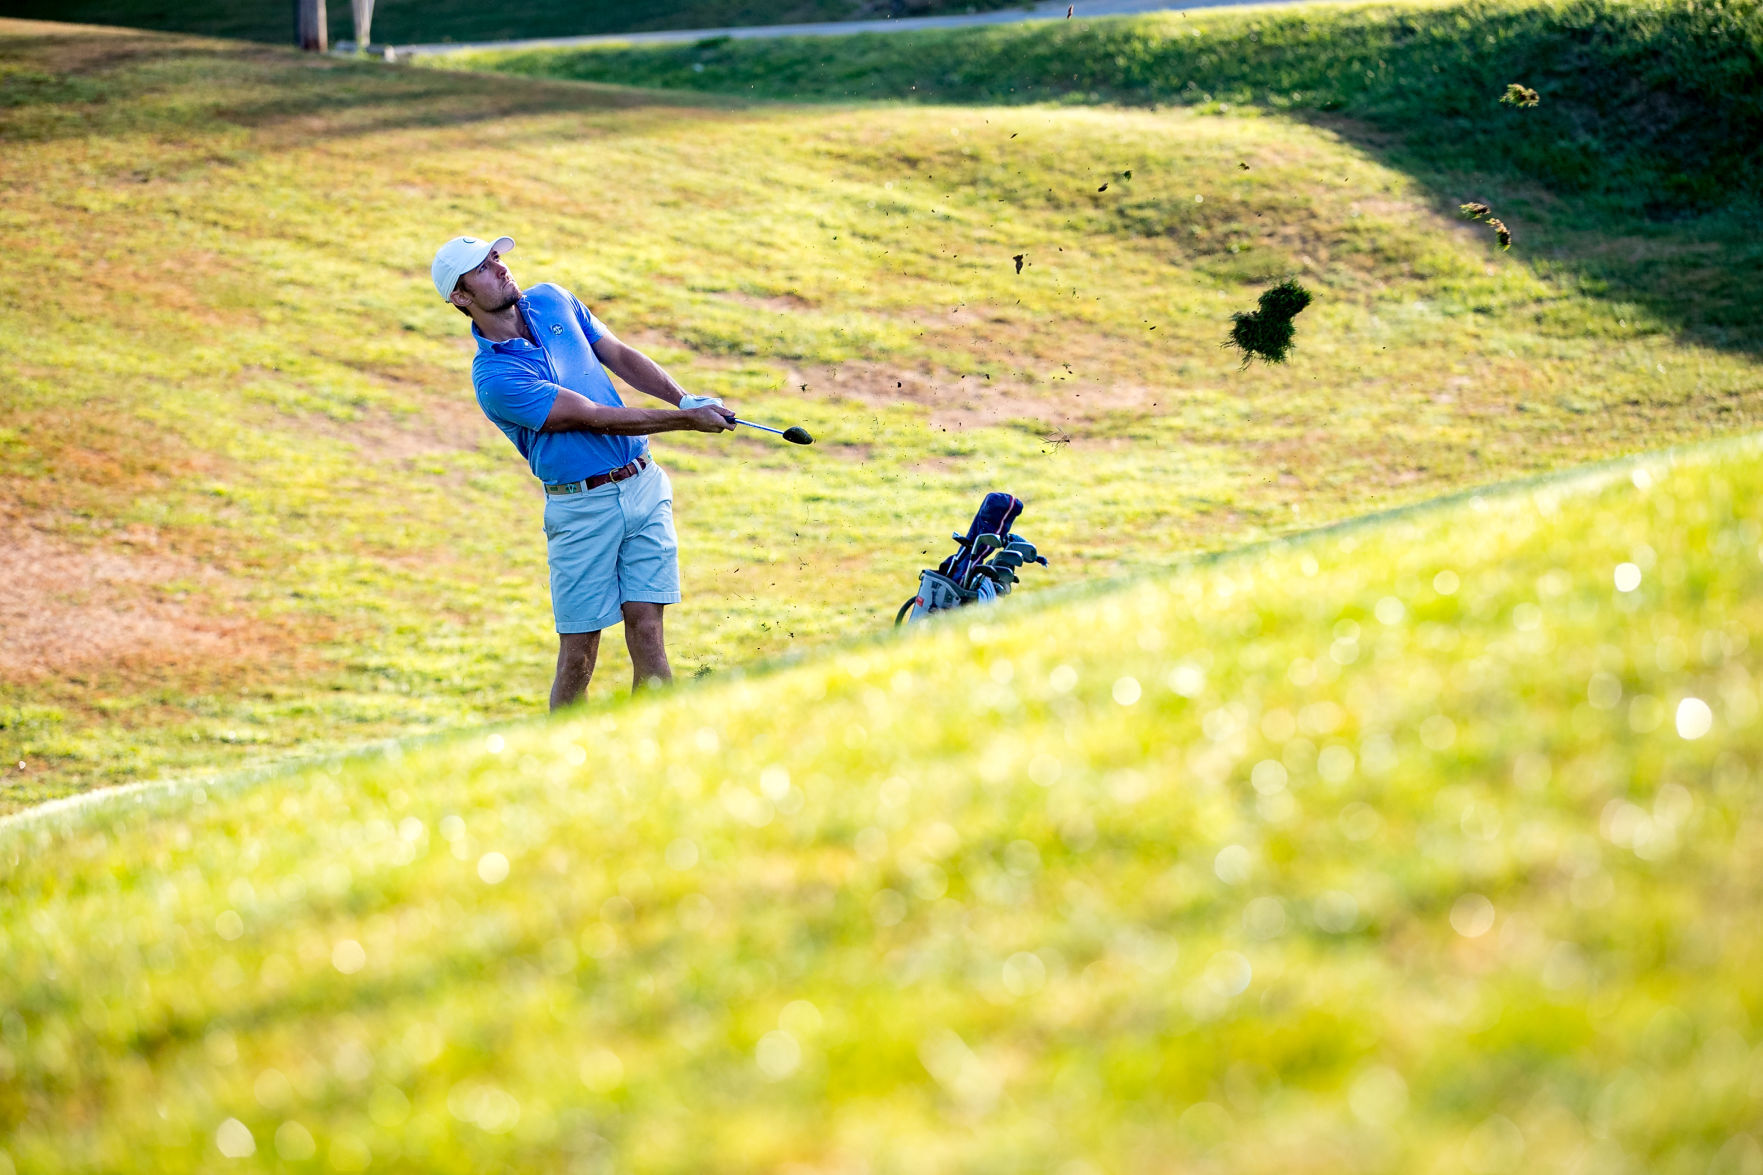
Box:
[678,394,724,411]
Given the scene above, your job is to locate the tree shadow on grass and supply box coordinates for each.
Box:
[488,0,1763,357]
[1299,113,1763,356]
[0,30,741,150]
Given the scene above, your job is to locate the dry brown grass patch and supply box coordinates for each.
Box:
[0,516,295,683]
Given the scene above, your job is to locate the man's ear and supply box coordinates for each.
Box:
[448,286,473,314]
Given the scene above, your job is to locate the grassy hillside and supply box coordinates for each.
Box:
[5,434,1760,1172]
[4,14,1762,811]
[0,0,1026,48]
[459,0,1763,344]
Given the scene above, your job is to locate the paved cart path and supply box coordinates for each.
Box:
[368,0,1320,58]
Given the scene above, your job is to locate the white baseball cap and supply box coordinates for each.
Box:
[431,234,514,300]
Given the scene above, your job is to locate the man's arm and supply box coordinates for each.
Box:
[541,389,732,436]
[593,331,734,421]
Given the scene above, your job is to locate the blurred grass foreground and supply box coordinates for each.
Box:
[5,433,1762,1173]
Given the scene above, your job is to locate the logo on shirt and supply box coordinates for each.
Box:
[550,323,564,335]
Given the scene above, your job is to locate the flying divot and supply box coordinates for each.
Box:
[1225,279,1313,366]
[1459,202,1514,250]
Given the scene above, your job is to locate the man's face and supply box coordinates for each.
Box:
[453,250,520,314]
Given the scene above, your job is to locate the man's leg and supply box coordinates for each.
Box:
[551,630,601,711]
[623,602,671,692]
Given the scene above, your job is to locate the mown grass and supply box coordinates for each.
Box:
[0,0,1028,48]
[5,434,1761,1172]
[5,14,1763,810]
[458,0,1763,345]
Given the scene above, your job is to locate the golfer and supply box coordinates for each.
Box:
[432,234,735,709]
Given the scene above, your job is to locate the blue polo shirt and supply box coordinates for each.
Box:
[470,283,647,484]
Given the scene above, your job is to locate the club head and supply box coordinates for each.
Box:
[952,532,971,546]
[974,534,1005,553]
[782,426,813,445]
[1004,539,1038,560]
[991,552,1024,569]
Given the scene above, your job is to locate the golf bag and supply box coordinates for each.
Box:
[896,492,1047,624]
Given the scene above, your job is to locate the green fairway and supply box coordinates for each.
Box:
[5,435,1760,1171]
[4,9,1762,810]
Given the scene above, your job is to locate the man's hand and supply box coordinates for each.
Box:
[683,406,736,433]
[679,393,738,426]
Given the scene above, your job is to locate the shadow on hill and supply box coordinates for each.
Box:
[0,29,727,149]
[473,0,1763,356]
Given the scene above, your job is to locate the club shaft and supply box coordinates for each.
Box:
[734,418,786,436]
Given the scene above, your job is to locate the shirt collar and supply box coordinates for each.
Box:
[471,295,536,355]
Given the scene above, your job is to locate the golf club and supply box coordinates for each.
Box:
[736,418,814,445]
[969,565,1007,593]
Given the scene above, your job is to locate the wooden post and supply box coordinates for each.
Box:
[351,0,375,50]
[295,0,327,52]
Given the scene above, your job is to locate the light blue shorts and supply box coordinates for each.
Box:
[542,459,681,634]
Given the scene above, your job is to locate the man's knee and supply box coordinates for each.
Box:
[559,631,600,662]
[622,602,666,635]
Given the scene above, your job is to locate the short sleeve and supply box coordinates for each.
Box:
[570,292,609,343]
[474,363,561,431]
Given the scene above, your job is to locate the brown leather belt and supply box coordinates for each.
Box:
[544,455,648,496]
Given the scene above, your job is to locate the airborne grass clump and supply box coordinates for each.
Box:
[1501,82,1542,106]
[1459,201,1515,250]
[1225,278,1312,365]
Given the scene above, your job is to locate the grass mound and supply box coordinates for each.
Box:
[460,0,1763,345]
[4,433,1761,1171]
[462,0,1763,208]
[4,18,1761,810]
